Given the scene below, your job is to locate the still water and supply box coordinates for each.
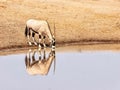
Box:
[0,49,120,90]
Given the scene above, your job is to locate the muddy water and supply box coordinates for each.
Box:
[0,48,120,90]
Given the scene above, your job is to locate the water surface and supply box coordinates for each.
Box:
[0,50,120,90]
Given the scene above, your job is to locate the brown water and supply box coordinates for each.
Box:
[0,48,120,90]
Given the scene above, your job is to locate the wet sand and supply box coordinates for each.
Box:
[1,43,120,55]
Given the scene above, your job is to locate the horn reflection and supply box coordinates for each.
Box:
[25,48,56,76]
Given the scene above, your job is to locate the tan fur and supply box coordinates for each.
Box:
[26,19,53,42]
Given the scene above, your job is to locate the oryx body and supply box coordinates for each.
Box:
[25,19,55,48]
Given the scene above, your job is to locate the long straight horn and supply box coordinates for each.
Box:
[25,25,28,37]
[53,20,56,38]
[51,20,56,50]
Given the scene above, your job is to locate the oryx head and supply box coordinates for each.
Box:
[51,35,55,50]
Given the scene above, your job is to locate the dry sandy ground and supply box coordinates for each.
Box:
[0,0,120,50]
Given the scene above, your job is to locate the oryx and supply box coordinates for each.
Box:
[25,19,55,48]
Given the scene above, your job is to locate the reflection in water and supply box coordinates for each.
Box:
[25,48,56,76]
[1,50,120,90]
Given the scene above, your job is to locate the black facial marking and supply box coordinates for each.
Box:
[39,35,41,39]
[43,36,46,39]
[52,41,55,46]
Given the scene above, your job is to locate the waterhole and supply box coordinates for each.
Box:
[0,46,120,90]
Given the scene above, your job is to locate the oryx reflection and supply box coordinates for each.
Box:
[25,48,56,76]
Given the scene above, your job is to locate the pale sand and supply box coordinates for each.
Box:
[0,0,120,50]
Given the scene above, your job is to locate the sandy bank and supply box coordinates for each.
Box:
[0,0,120,50]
